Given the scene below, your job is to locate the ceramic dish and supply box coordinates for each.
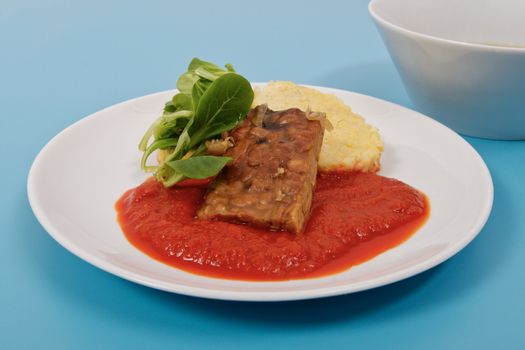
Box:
[369,0,525,139]
[27,84,493,301]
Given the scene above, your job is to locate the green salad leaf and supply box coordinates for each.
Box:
[139,58,254,187]
[189,73,254,148]
[167,156,232,179]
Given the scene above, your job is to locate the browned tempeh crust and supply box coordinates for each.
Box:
[197,105,324,233]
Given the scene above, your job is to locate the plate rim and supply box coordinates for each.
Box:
[27,84,494,302]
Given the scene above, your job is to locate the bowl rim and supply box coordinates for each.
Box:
[368,0,525,53]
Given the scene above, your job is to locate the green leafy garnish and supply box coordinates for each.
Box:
[167,156,232,179]
[139,58,254,186]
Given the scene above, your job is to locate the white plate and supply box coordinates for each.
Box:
[27,84,493,301]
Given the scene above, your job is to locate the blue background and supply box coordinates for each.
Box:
[2,0,524,349]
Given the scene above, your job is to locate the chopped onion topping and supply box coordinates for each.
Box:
[205,137,234,156]
[305,107,333,131]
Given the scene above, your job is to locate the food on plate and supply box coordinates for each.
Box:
[138,58,254,187]
[198,105,325,233]
[115,58,429,281]
[253,81,383,172]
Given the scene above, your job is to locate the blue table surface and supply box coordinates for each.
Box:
[2,0,524,349]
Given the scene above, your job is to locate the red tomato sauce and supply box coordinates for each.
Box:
[116,171,429,281]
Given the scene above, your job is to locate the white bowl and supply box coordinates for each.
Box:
[369,0,525,140]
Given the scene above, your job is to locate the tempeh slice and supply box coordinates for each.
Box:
[197,105,324,233]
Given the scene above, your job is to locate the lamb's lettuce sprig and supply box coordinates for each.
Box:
[139,58,254,187]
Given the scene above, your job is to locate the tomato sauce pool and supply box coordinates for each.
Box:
[116,171,429,281]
